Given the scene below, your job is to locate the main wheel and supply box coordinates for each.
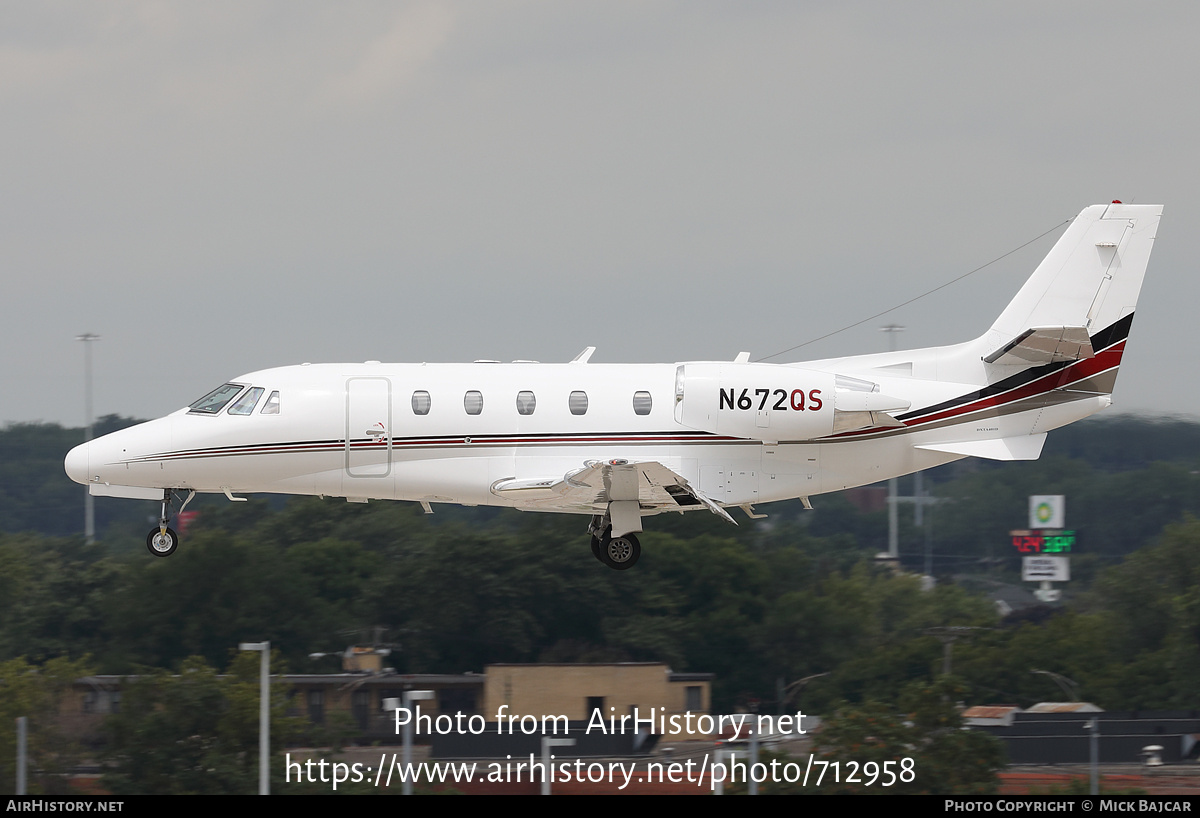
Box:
[146,527,179,557]
[600,532,641,570]
[590,534,603,561]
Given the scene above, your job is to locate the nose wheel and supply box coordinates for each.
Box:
[144,489,193,557]
[146,527,179,557]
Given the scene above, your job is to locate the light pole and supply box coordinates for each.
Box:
[541,737,575,795]
[76,333,100,543]
[16,716,26,794]
[713,745,727,796]
[1031,669,1080,702]
[780,672,830,712]
[401,690,433,795]
[1085,717,1100,795]
[239,641,270,795]
[748,725,760,795]
[880,324,904,559]
[925,626,990,676]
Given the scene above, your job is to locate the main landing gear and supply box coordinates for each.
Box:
[588,519,641,571]
[145,489,194,558]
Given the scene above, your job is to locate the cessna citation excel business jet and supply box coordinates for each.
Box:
[65,203,1161,569]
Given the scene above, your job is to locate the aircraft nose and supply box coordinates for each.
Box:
[64,442,91,485]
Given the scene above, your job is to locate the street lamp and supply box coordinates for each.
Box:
[879,324,904,559]
[400,690,433,795]
[1085,717,1100,795]
[239,641,270,795]
[1031,669,1080,702]
[541,737,575,795]
[76,333,100,543]
[780,672,831,712]
[924,626,991,676]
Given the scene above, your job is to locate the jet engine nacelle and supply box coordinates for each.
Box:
[674,363,914,441]
[674,363,838,442]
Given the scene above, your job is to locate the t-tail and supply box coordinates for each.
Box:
[850,203,1163,463]
[974,202,1163,392]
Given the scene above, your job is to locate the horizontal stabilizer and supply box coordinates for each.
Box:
[916,434,1047,461]
[984,326,1094,366]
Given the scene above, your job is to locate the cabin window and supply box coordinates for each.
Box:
[260,391,280,414]
[464,391,484,415]
[569,391,588,415]
[633,391,652,416]
[412,391,431,415]
[227,387,265,416]
[516,390,536,416]
[188,383,244,415]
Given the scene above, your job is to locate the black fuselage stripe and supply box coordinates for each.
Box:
[895,314,1130,422]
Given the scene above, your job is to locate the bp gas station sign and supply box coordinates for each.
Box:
[1012,496,1070,602]
[1009,529,1078,554]
[1029,495,1065,529]
[1021,556,1071,582]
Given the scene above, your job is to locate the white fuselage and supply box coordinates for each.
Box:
[63,203,1161,533]
[64,353,1110,517]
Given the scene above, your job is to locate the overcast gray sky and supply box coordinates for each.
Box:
[3,2,1197,426]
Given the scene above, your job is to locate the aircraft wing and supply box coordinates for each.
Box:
[491,460,737,524]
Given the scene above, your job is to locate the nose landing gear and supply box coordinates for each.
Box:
[147,527,178,557]
[145,489,194,558]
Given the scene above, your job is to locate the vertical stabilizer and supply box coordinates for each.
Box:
[985,203,1162,349]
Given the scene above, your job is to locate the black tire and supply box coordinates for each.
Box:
[146,527,179,557]
[591,534,603,561]
[600,532,641,570]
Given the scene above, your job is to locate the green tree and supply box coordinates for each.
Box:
[811,678,1004,795]
[0,534,124,664]
[0,655,95,795]
[0,417,151,541]
[102,652,300,795]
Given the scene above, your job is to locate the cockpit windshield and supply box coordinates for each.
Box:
[227,387,265,416]
[189,383,245,415]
